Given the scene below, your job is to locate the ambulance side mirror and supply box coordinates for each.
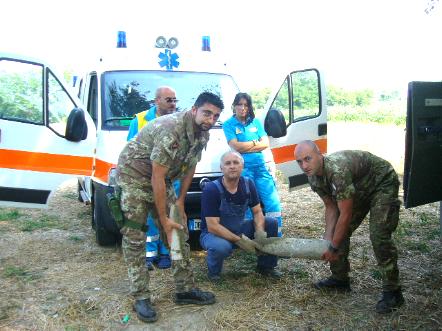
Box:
[264,108,287,138]
[65,108,88,142]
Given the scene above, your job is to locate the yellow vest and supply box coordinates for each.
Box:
[136,111,148,131]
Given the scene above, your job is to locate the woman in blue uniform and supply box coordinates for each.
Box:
[222,93,282,236]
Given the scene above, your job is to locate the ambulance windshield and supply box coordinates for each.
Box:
[102,70,239,129]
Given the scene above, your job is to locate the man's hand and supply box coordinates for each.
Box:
[321,248,340,263]
[254,229,267,245]
[162,217,184,246]
[236,235,262,254]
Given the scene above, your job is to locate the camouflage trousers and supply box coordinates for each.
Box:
[116,172,195,300]
[330,170,401,291]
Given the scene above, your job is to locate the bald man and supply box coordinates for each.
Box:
[127,86,178,141]
[294,140,403,314]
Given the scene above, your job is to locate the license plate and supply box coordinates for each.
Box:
[188,218,201,231]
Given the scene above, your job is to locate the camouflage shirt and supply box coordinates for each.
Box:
[309,150,397,202]
[118,110,209,181]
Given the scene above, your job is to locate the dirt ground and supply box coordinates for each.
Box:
[0,122,441,330]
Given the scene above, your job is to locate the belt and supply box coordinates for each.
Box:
[124,219,148,232]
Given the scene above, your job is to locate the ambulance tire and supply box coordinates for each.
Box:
[92,186,119,246]
[77,181,83,202]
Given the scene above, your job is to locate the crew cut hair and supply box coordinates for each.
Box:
[194,92,224,110]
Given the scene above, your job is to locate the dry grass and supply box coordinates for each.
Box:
[0,177,441,330]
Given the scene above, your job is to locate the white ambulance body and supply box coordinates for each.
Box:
[0,33,328,247]
[0,53,96,208]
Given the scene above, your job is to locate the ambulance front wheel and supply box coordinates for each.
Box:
[92,184,121,246]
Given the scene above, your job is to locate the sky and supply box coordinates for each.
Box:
[2,0,441,92]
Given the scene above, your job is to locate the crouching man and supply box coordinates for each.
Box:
[199,151,282,282]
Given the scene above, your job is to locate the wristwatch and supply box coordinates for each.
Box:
[328,243,339,253]
[252,139,258,146]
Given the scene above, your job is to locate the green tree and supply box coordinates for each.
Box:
[0,71,43,123]
[327,85,373,107]
[108,81,151,118]
[250,87,271,109]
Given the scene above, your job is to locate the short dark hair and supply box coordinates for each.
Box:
[194,92,224,110]
[232,92,255,122]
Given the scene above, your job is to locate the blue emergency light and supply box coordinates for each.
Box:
[117,31,127,48]
[202,36,211,51]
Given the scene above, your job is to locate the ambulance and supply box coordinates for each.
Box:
[0,32,328,247]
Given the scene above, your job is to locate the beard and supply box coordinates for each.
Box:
[197,122,212,131]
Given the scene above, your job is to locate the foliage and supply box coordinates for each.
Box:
[249,83,405,125]
[328,103,406,125]
[290,265,309,280]
[3,265,41,282]
[326,103,404,125]
[292,71,320,110]
[250,88,271,110]
[327,85,374,107]
[19,215,64,232]
[0,71,43,123]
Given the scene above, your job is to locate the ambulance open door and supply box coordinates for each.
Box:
[0,54,96,208]
[264,68,327,189]
[404,81,442,208]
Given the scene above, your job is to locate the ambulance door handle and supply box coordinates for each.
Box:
[417,125,442,141]
[417,125,442,136]
[418,125,441,134]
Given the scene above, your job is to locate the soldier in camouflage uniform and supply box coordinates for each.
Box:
[294,140,404,314]
[116,92,224,323]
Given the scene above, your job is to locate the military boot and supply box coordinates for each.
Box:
[257,267,283,279]
[133,299,157,323]
[376,288,404,314]
[313,277,351,292]
[175,288,216,305]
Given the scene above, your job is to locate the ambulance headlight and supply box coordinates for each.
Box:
[108,168,118,186]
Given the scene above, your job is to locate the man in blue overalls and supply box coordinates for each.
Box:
[127,86,179,270]
[223,93,283,237]
[199,150,282,282]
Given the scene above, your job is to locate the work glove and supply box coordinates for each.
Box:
[254,230,268,245]
[236,235,262,254]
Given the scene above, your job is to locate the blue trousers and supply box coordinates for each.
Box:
[145,216,169,258]
[242,164,283,237]
[199,216,278,276]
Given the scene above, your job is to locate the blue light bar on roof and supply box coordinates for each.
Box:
[117,31,127,48]
[202,36,211,51]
